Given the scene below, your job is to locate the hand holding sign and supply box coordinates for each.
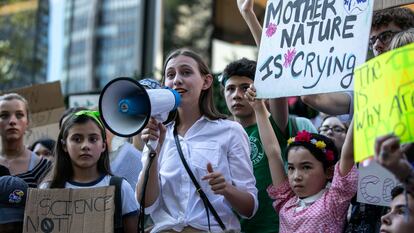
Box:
[375,134,412,183]
[202,163,228,195]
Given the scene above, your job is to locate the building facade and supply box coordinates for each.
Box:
[63,0,147,94]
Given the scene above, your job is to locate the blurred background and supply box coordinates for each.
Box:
[0,0,270,114]
[0,0,413,115]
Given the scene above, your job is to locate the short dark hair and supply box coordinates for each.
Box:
[391,185,414,199]
[372,7,414,31]
[29,138,56,152]
[221,58,257,86]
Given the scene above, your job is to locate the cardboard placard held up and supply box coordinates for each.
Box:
[23,186,115,233]
[4,81,65,115]
[357,161,399,207]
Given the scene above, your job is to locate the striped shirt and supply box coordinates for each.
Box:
[16,152,52,188]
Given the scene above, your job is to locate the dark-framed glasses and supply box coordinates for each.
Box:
[319,125,346,134]
[369,30,401,49]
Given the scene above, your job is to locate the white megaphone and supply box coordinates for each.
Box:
[99,77,181,150]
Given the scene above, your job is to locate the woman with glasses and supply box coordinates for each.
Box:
[370,7,414,56]
[318,116,348,154]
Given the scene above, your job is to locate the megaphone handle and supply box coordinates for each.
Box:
[147,139,159,152]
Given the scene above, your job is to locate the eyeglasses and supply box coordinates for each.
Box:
[318,125,346,134]
[369,30,400,49]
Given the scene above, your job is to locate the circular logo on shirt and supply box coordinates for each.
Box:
[249,136,264,166]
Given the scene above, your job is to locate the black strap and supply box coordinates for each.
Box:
[173,127,226,231]
[110,176,123,232]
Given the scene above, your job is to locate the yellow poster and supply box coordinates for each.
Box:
[353,43,414,162]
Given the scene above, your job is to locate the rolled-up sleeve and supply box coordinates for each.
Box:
[227,122,258,219]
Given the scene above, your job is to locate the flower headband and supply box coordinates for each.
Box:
[74,110,104,129]
[287,130,334,162]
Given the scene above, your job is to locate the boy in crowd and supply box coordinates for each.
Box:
[381,186,414,233]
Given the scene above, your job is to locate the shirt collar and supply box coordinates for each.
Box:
[166,115,218,128]
[295,188,326,212]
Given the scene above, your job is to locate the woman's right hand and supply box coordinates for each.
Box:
[140,117,166,152]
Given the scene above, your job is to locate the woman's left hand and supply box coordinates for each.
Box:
[202,163,228,195]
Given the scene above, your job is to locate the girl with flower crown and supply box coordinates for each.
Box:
[265,120,357,233]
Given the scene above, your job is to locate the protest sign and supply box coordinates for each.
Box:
[353,43,414,162]
[23,187,115,233]
[357,160,399,207]
[255,0,374,98]
[0,81,65,148]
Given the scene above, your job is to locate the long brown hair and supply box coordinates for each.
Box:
[162,48,226,121]
[47,113,112,188]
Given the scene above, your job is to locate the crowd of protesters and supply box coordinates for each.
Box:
[1,1,414,233]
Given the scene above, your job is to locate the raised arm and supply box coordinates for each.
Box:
[339,119,355,176]
[268,98,289,136]
[237,0,289,135]
[237,0,263,46]
[136,118,165,207]
[301,93,351,116]
[246,85,287,186]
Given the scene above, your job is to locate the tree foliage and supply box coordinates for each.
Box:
[0,0,39,91]
[163,0,229,115]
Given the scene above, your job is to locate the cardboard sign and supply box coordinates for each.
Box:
[23,187,115,233]
[357,160,399,207]
[353,43,414,162]
[374,0,414,10]
[0,81,65,147]
[69,94,99,109]
[254,0,373,98]
[4,81,65,114]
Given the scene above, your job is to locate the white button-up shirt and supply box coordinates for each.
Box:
[140,116,258,233]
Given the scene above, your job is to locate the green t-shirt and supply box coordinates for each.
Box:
[240,117,293,233]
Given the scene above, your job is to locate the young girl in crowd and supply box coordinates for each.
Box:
[266,120,357,232]
[0,93,51,188]
[137,48,258,233]
[40,110,138,233]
